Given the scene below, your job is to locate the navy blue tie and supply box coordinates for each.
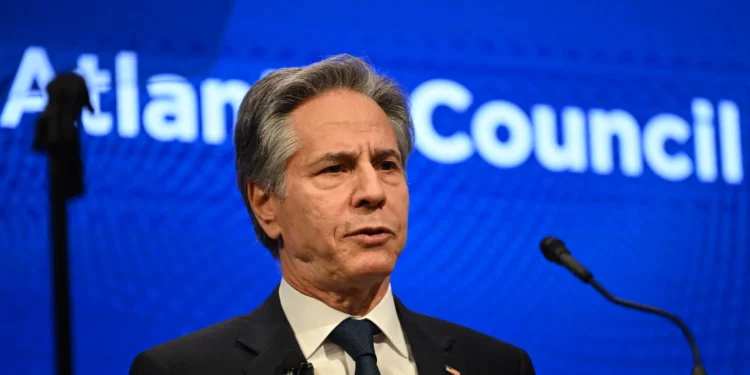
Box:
[328,318,382,375]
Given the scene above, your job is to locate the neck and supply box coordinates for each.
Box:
[281,261,391,316]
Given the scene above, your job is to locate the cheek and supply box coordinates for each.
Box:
[392,185,410,219]
[285,193,344,241]
[309,203,340,235]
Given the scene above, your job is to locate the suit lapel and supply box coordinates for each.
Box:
[235,287,463,375]
[237,287,305,375]
[395,297,460,375]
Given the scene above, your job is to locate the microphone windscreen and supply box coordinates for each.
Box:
[540,236,568,264]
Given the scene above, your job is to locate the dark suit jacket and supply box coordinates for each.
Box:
[130,286,535,375]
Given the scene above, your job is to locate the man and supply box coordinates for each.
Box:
[130,54,535,375]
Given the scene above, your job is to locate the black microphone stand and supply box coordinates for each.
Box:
[540,237,707,375]
[588,280,707,375]
[32,72,92,375]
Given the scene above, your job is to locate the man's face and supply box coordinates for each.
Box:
[271,89,409,287]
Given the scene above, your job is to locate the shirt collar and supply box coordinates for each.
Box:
[278,278,410,360]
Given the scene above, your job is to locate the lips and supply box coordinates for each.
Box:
[347,226,394,237]
[345,226,395,246]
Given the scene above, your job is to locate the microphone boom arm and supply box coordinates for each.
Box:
[588,280,706,375]
[540,236,707,375]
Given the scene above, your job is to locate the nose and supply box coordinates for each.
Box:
[352,163,387,210]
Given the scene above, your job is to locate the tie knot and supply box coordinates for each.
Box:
[328,318,381,360]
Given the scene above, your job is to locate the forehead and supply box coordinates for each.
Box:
[288,89,398,153]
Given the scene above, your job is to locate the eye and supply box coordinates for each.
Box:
[378,161,400,171]
[321,164,345,174]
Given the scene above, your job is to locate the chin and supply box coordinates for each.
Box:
[346,249,398,281]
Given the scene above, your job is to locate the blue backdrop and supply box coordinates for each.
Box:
[1,1,748,374]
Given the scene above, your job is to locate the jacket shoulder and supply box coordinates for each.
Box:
[129,315,251,375]
[408,311,535,374]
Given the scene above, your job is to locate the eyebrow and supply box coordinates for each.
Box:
[371,148,401,163]
[312,148,402,166]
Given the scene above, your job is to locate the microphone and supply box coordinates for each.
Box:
[277,350,314,375]
[539,236,707,375]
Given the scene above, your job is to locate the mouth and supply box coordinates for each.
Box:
[348,226,394,236]
[346,226,394,246]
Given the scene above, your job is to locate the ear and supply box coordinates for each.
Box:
[247,182,282,240]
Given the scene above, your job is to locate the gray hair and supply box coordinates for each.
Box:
[233,54,414,257]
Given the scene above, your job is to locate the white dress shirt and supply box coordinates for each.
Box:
[279,278,419,375]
